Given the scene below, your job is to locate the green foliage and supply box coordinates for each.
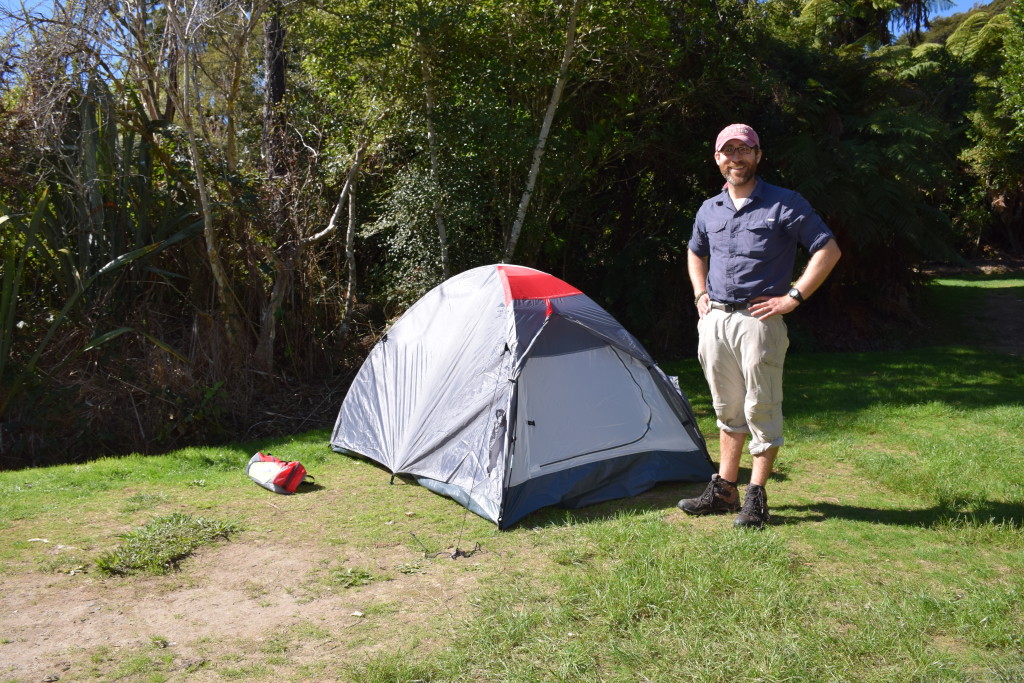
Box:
[94,512,240,576]
[946,10,1012,69]
[0,188,198,467]
[1000,0,1024,139]
[947,4,1024,255]
[918,0,1016,45]
[2,0,1023,465]
[322,565,375,589]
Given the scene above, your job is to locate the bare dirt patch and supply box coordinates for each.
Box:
[923,259,1024,355]
[982,288,1024,355]
[0,537,490,682]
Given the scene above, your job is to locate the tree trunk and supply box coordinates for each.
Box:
[254,2,291,374]
[163,45,178,124]
[166,3,249,361]
[503,0,582,263]
[254,246,296,374]
[339,178,358,342]
[263,5,288,178]
[80,78,103,278]
[416,32,449,278]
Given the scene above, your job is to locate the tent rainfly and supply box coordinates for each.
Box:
[331,264,714,528]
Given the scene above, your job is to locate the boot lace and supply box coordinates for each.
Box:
[696,480,719,507]
[740,485,767,518]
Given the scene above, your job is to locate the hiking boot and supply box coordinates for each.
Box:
[734,484,770,529]
[677,474,739,515]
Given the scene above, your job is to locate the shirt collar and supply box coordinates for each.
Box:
[716,177,764,207]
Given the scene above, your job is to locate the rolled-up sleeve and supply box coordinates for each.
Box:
[688,216,709,257]
[781,192,832,254]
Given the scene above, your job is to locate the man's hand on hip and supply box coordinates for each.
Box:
[748,295,799,320]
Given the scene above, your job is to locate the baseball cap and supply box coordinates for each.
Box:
[715,123,760,151]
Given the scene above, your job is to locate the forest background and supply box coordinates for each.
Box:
[1,0,1021,469]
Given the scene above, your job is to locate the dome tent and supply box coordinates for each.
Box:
[330,264,714,528]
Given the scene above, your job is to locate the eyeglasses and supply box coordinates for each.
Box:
[719,145,757,156]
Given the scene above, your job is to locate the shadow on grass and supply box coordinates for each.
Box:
[508,481,1024,532]
[771,500,1024,528]
[666,348,1022,438]
[779,346,1023,422]
[511,477,748,530]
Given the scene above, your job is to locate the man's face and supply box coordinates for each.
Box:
[715,139,762,188]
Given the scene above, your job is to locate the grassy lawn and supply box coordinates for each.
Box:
[1,275,1022,682]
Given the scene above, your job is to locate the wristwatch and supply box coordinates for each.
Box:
[787,287,805,304]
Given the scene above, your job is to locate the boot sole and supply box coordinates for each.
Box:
[677,504,740,516]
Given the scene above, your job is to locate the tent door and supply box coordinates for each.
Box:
[513,320,653,473]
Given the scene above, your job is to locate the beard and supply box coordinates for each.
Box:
[719,158,758,188]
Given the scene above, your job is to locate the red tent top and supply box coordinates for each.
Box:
[497,265,582,305]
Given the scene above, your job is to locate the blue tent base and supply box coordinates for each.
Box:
[333,432,714,531]
[499,449,714,529]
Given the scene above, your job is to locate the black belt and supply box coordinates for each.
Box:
[708,301,749,312]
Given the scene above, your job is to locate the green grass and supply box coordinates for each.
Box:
[0,274,1021,682]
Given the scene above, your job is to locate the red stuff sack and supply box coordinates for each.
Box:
[245,452,310,494]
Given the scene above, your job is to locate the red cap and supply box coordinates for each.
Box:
[715,123,760,151]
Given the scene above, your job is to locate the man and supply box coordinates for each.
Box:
[678,123,841,529]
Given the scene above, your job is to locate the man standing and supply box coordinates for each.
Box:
[678,123,841,529]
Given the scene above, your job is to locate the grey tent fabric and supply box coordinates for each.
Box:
[331,264,713,528]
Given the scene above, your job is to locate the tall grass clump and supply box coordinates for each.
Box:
[94,512,239,576]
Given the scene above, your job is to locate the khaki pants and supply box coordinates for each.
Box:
[697,308,789,455]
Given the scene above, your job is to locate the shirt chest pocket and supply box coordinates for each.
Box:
[738,222,777,257]
[708,222,729,255]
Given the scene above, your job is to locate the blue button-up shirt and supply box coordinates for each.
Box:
[688,179,834,304]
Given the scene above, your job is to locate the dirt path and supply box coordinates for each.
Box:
[923,259,1024,355]
[1,538,489,682]
[981,287,1024,355]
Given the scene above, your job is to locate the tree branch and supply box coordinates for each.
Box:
[296,139,367,248]
[503,0,582,263]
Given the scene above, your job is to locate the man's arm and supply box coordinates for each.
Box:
[748,238,841,320]
[792,237,841,300]
[688,249,711,318]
